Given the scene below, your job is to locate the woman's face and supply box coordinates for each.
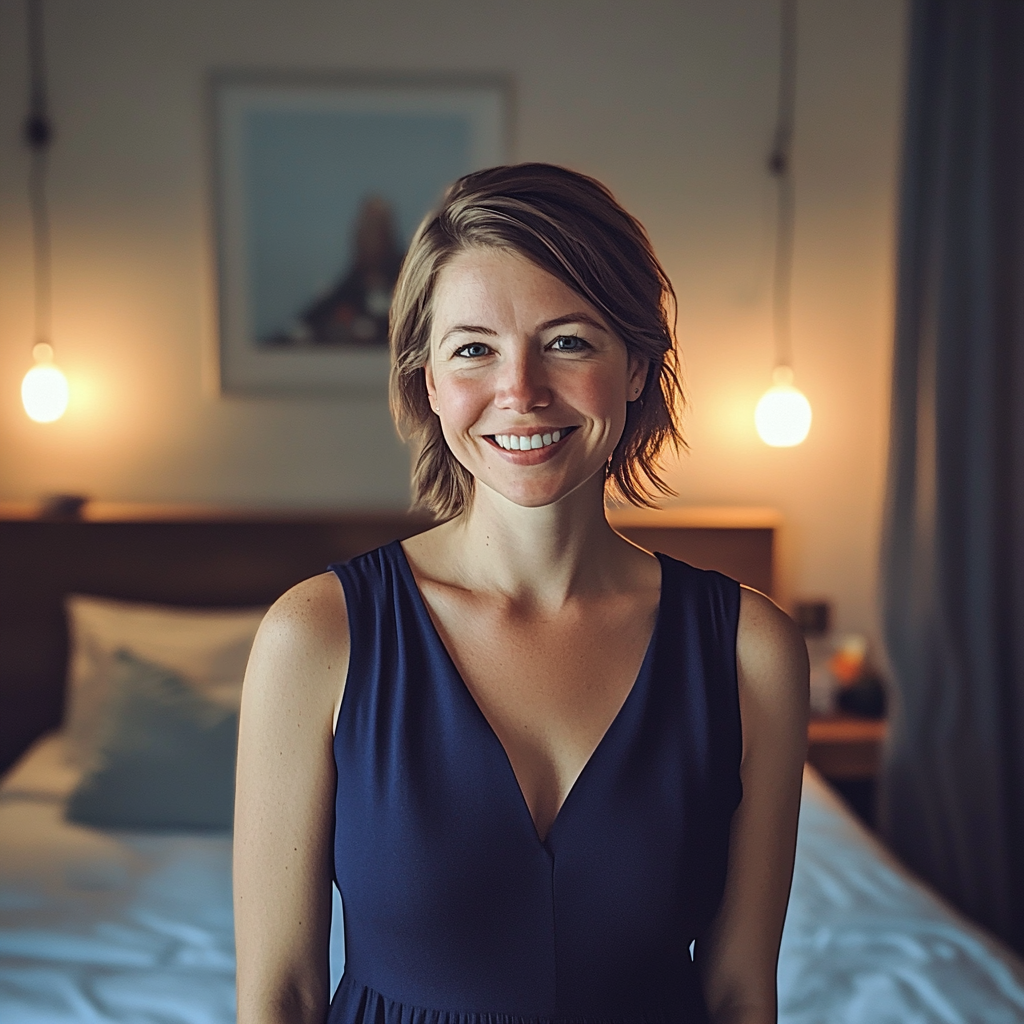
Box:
[425,247,647,510]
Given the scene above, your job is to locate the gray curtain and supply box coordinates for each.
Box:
[881,0,1024,953]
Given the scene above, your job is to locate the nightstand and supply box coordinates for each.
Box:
[807,715,887,779]
[807,716,887,827]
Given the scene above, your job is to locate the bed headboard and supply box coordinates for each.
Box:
[0,502,776,774]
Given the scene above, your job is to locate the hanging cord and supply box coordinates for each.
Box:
[768,0,797,372]
[24,0,53,352]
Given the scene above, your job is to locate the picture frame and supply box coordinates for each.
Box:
[210,73,510,396]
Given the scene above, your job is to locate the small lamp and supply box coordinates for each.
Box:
[755,366,811,447]
[22,342,69,423]
[755,0,811,448]
[20,0,69,424]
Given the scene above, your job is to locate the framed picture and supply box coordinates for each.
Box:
[211,74,510,396]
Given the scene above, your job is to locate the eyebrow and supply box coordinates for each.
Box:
[439,324,498,345]
[539,312,609,333]
[439,312,609,346]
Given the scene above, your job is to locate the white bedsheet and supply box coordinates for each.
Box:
[2,734,1023,1023]
[0,734,238,1023]
[780,771,1024,1023]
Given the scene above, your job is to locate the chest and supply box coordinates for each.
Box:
[419,586,659,839]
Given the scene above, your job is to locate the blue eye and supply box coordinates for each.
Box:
[551,334,589,351]
[455,342,491,358]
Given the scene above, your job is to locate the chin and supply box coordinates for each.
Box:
[475,471,600,511]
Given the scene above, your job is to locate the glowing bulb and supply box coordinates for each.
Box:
[22,342,69,423]
[755,366,811,447]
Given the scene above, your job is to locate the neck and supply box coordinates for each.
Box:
[441,474,629,608]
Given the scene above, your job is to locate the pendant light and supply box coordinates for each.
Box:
[755,0,811,448]
[20,0,69,424]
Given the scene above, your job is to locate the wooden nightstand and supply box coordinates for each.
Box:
[807,716,887,780]
[807,715,887,828]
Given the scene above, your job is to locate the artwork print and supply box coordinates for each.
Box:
[212,76,508,395]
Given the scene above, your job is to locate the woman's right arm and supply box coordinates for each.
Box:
[234,572,350,1024]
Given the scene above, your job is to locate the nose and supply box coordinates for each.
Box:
[495,348,551,414]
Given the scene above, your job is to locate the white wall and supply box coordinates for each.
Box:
[0,0,908,639]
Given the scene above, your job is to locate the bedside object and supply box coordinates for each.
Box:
[807,715,887,781]
[836,674,887,718]
[38,494,89,520]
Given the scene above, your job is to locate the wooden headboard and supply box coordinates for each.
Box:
[0,502,776,774]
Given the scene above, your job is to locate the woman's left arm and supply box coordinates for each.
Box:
[697,587,809,1024]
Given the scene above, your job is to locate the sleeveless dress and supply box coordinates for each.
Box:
[328,541,742,1024]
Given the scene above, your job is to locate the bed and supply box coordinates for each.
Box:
[1,504,1023,1023]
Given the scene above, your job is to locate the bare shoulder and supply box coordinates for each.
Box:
[735,587,809,755]
[243,572,350,724]
[256,571,348,650]
[736,587,808,694]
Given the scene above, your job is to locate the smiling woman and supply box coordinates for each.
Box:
[421,247,647,508]
[389,163,686,518]
[233,164,808,1024]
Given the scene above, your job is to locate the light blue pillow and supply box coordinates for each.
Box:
[66,649,238,830]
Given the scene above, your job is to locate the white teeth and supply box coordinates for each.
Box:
[495,429,569,451]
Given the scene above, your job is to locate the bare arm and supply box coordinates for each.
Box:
[697,587,809,1024]
[234,572,349,1024]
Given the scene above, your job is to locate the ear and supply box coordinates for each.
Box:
[627,355,650,401]
[423,363,439,414]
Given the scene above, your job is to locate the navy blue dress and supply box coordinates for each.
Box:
[328,541,742,1024]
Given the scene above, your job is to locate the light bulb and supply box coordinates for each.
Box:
[755,365,811,447]
[22,342,69,423]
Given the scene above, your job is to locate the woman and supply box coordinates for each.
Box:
[234,164,808,1024]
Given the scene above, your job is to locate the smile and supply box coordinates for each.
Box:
[487,427,576,452]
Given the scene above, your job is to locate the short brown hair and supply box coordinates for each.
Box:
[389,163,685,518]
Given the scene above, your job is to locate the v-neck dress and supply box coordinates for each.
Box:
[327,541,742,1024]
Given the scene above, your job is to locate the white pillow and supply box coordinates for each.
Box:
[63,594,267,767]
